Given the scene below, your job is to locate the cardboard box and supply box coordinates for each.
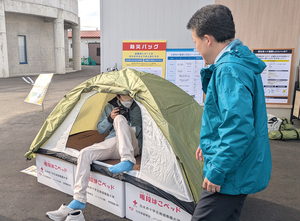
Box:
[85,170,126,218]
[125,183,192,221]
[36,154,74,196]
[36,154,127,218]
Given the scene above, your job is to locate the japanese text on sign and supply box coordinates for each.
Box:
[123,42,166,51]
[89,175,115,190]
[123,40,167,78]
[140,191,181,213]
[253,48,293,104]
[138,204,181,221]
[43,160,67,173]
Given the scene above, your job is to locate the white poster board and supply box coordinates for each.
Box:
[253,49,293,104]
[24,73,53,105]
[166,49,205,104]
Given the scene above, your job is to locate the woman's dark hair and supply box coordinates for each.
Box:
[187,4,235,42]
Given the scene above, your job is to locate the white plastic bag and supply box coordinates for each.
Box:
[267,114,282,132]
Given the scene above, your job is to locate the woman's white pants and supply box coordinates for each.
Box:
[73,115,139,203]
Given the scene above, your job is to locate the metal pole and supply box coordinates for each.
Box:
[42,103,45,122]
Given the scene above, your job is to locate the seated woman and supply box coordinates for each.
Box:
[46,94,143,221]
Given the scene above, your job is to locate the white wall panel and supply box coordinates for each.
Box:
[5,12,56,76]
[100,0,214,72]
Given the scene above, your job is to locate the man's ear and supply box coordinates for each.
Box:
[204,35,214,47]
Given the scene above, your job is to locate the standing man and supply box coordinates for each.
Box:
[46,94,142,221]
[187,5,272,221]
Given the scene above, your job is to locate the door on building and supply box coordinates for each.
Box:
[88,43,100,65]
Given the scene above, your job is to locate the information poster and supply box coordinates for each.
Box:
[122,40,167,78]
[253,49,293,104]
[166,49,205,104]
[24,73,53,105]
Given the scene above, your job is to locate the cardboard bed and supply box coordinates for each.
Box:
[66,130,141,170]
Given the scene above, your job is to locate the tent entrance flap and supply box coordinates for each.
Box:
[39,91,99,154]
[70,92,115,135]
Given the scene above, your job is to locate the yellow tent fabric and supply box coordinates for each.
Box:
[70,93,115,135]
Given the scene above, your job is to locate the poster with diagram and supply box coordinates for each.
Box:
[253,49,293,104]
[166,49,205,104]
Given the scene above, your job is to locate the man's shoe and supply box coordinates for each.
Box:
[46,204,72,221]
[65,210,85,221]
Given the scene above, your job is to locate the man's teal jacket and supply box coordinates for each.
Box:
[200,39,272,195]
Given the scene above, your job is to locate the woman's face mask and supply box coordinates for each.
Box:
[120,99,133,108]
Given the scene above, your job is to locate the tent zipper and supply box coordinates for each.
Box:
[176,156,196,204]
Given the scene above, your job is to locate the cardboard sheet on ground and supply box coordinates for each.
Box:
[20,165,37,177]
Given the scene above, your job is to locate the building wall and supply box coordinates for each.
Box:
[81,38,100,59]
[0,0,9,77]
[6,12,55,75]
[0,0,80,77]
[88,43,100,65]
[4,0,78,24]
[100,0,300,118]
[216,0,300,117]
[100,0,215,72]
[68,37,100,59]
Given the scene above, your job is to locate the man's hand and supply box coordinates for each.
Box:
[110,107,120,120]
[196,147,203,161]
[203,177,221,193]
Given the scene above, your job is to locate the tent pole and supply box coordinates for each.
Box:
[42,103,45,122]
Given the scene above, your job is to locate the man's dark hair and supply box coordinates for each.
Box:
[187,4,235,42]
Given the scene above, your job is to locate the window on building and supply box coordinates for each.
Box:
[18,35,27,64]
[97,48,100,56]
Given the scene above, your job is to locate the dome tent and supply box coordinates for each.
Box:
[25,68,204,214]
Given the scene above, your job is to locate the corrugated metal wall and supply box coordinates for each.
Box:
[100,0,214,72]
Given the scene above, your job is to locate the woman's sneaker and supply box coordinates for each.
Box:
[46,204,72,221]
[65,210,85,221]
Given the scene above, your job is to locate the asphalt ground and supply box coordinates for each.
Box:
[0,65,299,221]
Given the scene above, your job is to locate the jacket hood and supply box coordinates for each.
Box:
[200,39,266,94]
[218,39,266,75]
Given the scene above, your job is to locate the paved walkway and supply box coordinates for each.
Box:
[0,65,299,220]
